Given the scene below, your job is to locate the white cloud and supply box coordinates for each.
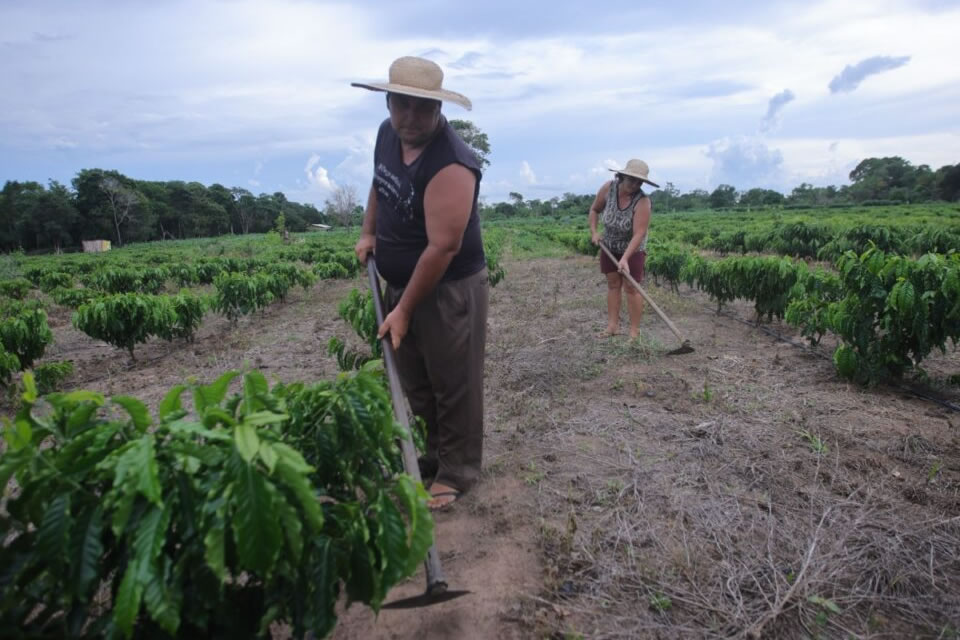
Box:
[520,161,538,185]
[304,154,337,192]
[706,137,786,189]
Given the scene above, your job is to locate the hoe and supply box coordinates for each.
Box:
[366,258,471,609]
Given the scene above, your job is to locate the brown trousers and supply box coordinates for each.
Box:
[385,268,488,493]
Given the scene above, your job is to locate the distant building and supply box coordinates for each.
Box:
[310,224,333,231]
[82,240,112,252]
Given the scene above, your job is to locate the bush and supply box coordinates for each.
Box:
[0,369,432,639]
[0,278,33,300]
[72,294,177,360]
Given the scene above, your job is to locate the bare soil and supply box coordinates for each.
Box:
[32,253,960,639]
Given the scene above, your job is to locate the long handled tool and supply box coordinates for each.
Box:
[599,242,695,355]
[366,257,471,609]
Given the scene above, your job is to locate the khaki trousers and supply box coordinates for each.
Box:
[385,268,488,492]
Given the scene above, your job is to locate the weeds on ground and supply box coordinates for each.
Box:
[523,461,546,486]
[603,332,664,362]
[649,593,673,613]
[798,428,829,454]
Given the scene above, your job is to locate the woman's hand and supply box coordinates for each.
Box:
[591,231,602,246]
[617,255,630,275]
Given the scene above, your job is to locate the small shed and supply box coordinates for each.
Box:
[82,239,112,252]
[310,224,333,231]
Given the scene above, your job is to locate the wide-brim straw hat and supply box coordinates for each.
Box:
[351,56,472,110]
[610,159,660,188]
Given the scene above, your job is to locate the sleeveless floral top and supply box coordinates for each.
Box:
[601,181,647,255]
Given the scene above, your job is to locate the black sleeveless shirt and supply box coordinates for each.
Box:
[373,116,486,287]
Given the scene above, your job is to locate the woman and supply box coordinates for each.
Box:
[588,159,659,339]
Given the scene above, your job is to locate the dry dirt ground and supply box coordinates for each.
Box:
[31,252,960,639]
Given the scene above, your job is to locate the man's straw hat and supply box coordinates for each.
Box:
[610,159,660,188]
[351,56,472,110]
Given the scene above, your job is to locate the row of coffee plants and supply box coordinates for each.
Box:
[69,265,318,360]
[680,254,810,321]
[485,204,959,263]
[643,245,959,385]
[788,248,960,384]
[0,367,433,638]
[653,205,960,258]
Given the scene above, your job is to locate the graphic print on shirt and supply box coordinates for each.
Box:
[375,162,416,224]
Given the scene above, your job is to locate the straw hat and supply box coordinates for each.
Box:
[610,159,660,188]
[351,56,472,110]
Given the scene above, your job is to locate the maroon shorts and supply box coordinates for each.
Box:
[600,249,646,282]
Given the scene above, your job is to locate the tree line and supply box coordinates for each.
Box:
[653,156,960,212]
[2,155,957,253]
[488,156,960,219]
[0,169,360,254]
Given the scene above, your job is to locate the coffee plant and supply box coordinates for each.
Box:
[212,273,275,324]
[0,300,53,382]
[72,294,177,361]
[788,248,960,383]
[0,278,33,300]
[0,368,432,639]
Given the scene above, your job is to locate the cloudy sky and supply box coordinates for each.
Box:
[2,0,958,206]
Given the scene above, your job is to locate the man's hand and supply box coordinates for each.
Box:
[378,306,410,350]
[591,231,602,246]
[355,232,376,263]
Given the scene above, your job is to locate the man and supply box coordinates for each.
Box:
[352,56,488,510]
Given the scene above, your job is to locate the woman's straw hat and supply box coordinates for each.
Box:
[351,56,472,110]
[610,159,660,188]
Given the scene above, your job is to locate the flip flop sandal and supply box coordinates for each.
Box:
[427,490,461,511]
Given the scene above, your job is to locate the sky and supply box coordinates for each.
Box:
[2,0,958,207]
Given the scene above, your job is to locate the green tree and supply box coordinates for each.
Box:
[31,181,79,252]
[650,182,681,211]
[678,189,710,210]
[935,164,960,202]
[3,181,45,250]
[709,184,738,209]
[740,188,785,208]
[449,119,491,168]
[848,156,917,202]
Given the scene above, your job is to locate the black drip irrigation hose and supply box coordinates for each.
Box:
[705,304,960,414]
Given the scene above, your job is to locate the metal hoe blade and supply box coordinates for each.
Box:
[381,589,472,610]
[667,340,695,356]
[366,257,472,609]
